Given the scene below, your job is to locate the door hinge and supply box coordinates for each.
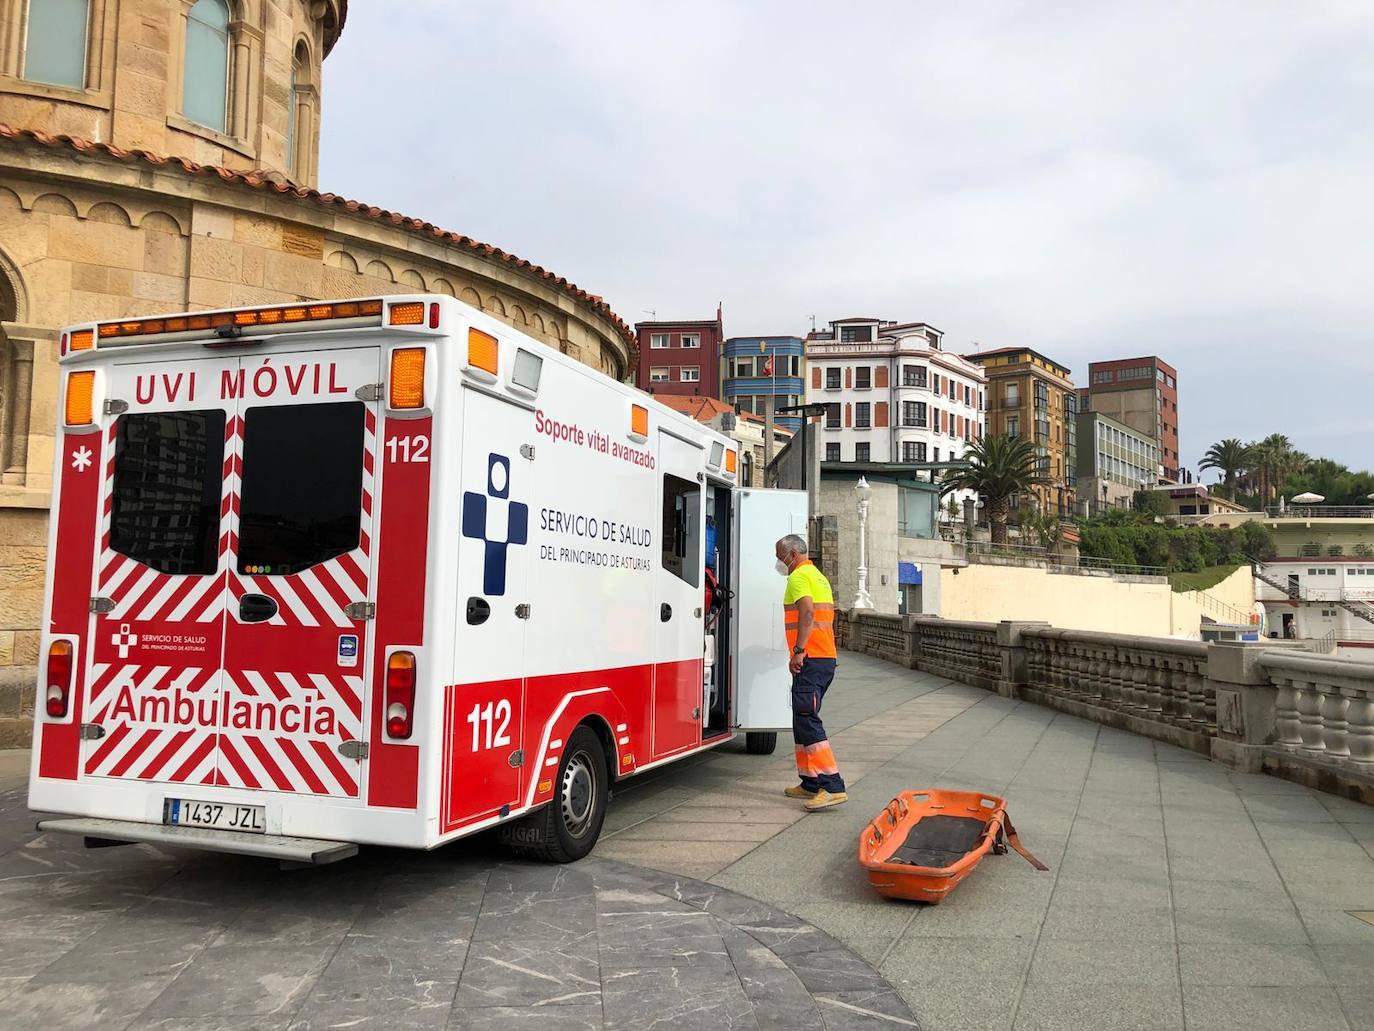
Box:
[79,723,105,741]
[519,444,535,460]
[355,383,383,402]
[338,740,368,760]
[692,707,701,720]
[103,399,128,417]
[345,601,376,620]
[508,749,524,768]
[515,603,531,620]
[89,596,114,614]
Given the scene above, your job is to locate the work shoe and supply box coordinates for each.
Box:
[783,785,818,800]
[804,790,849,811]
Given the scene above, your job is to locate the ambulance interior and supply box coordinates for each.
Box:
[703,484,732,738]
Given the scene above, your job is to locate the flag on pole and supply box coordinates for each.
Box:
[761,356,774,376]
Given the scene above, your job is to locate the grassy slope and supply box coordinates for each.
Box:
[1168,564,1244,594]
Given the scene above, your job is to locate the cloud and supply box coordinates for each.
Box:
[321,1,1374,468]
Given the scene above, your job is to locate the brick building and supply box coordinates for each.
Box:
[635,311,724,398]
[1081,356,1182,482]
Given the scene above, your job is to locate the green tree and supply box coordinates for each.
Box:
[1133,489,1168,517]
[1198,438,1252,499]
[941,434,1046,546]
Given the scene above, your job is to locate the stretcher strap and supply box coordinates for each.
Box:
[1001,814,1049,871]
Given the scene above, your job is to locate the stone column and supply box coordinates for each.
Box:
[994,622,1048,700]
[1207,643,1278,773]
[1,338,33,485]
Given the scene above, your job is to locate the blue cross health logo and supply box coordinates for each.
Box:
[461,453,528,596]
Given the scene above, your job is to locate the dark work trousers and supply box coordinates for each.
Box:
[792,657,844,794]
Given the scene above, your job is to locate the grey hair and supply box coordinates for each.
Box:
[776,534,808,556]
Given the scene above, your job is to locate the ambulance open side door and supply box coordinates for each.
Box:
[730,488,808,732]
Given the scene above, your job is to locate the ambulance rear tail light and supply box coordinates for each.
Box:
[389,348,426,409]
[64,371,95,426]
[45,641,73,718]
[386,651,416,739]
[468,328,499,376]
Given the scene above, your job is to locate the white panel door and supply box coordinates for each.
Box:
[731,488,808,731]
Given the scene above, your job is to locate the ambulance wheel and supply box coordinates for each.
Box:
[508,726,607,863]
[746,731,778,755]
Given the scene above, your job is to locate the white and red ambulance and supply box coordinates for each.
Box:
[30,296,807,864]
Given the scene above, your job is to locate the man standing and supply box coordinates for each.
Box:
[775,534,847,811]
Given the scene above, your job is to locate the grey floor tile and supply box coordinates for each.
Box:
[1013,983,1183,1030]
[447,1005,603,1031]
[814,988,921,1030]
[1299,907,1374,945]
[1315,943,1374,986]
[455,938,599,1008]
[601,965,759,1031]
[141,944,333,1019]
[1183,986,1352,1031]
[2,976,175,1030]
[1174,904,1311,944]
[1028,939,1179,986]
[1039,900,1176,942]
[1178,942,1330,987]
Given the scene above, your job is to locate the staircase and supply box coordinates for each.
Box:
[1250,562,1374,627]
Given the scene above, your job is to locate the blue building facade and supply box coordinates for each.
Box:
[721,336,806,431]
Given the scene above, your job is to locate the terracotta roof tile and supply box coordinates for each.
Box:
[0,122,638,368]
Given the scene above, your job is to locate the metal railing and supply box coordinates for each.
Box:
[958,540,1167,580]
[1265,506,1374,519]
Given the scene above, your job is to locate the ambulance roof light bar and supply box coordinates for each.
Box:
[84,299,389,350]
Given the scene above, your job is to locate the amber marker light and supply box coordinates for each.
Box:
[64,371,95,426]
[389,348,426,409]
[468,328,499,375]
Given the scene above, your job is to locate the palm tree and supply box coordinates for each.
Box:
[1251,434,1303,505]
[942,434,1046,545]
[1198,438,1252,499]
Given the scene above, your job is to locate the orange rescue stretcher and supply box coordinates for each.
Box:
[858,789,1048,903]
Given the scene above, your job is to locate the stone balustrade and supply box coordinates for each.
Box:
[841,609,1374,803]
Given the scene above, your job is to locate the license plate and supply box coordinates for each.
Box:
[165,798,265,834]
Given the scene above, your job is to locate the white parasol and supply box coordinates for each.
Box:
[1292,492,1325,504]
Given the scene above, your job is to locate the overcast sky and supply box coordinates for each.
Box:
[320,1,1374,475]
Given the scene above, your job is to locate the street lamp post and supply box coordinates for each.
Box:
[853,476,874,610]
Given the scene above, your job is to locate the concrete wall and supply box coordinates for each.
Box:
[939,562,1257,639]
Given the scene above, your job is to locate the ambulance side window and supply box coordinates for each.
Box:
[661,474,700,587]
[237,401,365,575]
[110,410,227,576]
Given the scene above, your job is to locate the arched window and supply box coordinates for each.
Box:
[286,41,313,180]
[183,0,230,132]
[23,0,90,88]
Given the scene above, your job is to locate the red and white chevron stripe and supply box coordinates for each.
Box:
[214,669,363,797]
[83,664,222,785]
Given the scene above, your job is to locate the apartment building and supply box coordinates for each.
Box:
[967,347,1078,515]
[655,395,793,488]
[804,317,986,467]
[1076,410,1162,509]
[721,336,806,431]
[1081,356,1182,481]
[635,311,725,397]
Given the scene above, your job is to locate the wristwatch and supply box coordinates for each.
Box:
[792,646,805,655]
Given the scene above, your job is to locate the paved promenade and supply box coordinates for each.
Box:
[1,651,1372,1029]
[597,653,1374,1031]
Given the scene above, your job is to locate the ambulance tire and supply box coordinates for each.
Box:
[507,726,608,863]
[746,731,778,755]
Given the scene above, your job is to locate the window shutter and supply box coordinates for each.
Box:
[812,366,821,389]
[875,365,889,389]
[845,367,852,389]
[845,403,852,428]
[875,402,889,428]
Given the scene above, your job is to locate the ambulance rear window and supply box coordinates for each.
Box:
[237,401,365,575]
[110,410,227,576]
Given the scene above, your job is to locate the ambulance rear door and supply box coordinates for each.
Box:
[217,347,381,799]
[731,488,807,731]
[81,356,240,789]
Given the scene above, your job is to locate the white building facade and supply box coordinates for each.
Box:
[805,318,987,467]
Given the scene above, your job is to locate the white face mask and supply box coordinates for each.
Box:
[775,559,790,576]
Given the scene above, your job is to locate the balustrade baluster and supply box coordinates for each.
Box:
[1322,690,1351,760]
[1297,681,1326,753]
[1347,691,1374,765]
[1145,656,1165,715]
[1274,677,1302,747]
[1186,663,1207,730]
